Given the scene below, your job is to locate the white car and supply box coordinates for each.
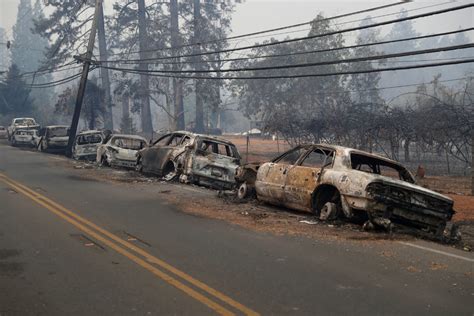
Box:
[72,130,110,160]
[7,117,40,140]
[0,126,7,139]
[96,134,147,168]
[37,125,70,153]
[10,129,40,147]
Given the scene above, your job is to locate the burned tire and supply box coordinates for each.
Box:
[99,154,109,167]
[38,141,45,152]
[135,156,143,173]
[162,162,177,181]
[319,202,340,221]
[237,182,255,200]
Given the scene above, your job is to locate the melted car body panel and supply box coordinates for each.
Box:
[97,134,147,168]
[250,144,454,235]
[137,131,241,189]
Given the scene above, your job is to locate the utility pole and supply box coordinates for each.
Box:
[193,0,204,133]
[97,0,113,130]
[170,0,185,130]
[66,0,101,157]
[137,0,154,136]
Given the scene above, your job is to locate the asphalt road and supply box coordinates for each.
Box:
[0,141,473,315]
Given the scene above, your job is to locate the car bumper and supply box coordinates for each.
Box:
[110,159,136,168]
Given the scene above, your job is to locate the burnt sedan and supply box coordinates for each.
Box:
[237,144,454,236]
[136,131,241,189]
[37,125,70,153]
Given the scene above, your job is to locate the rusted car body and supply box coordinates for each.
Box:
[97,134,147,168]
[10,129,39,147]
[7,117,40,141]
[0,126,7,139]
[136,131,241,189]
[37,125,70,153]
[73,130,110,160]
[237,144,454,235]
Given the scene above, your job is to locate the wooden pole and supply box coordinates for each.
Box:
[66,0,101,157]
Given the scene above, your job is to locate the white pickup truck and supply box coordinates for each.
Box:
[7,117,40,141]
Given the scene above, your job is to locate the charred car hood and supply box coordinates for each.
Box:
[368,177,453,204]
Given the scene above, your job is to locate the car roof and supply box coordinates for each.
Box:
[110,134,147,141]
[169,130,236,145]
[45,125,69,129]
[77,129,103,135]
[300,143,405,167]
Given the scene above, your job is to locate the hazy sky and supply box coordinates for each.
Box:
[0,0,472,43]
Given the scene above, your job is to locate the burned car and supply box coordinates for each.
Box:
[136,131,241,189]
[237,144,454,236]
[7,117,40,140]
[37,125,70,153]
[10,129,40,147]
[0,126,7,139]
[97,134,147,168]
[72,130,110,161]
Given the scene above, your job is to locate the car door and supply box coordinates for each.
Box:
[255,146,306,203]
[190,139,240,184]
[143,133,184,174]
[283,147,335,211]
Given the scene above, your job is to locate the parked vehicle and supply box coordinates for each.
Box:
[72,130,110,160]
[10,129,40,147]
[97,134,147,168]
[7,117,40,140]
[136,131,241,189]
[0,126,7,139]
[37,125,70,153]
[236,144,455,236]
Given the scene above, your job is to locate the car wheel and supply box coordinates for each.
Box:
[162,162,177,180]
[319,202,340,221]
[99,154,109,167]
[237,182,255,200]
[135,156,143,172]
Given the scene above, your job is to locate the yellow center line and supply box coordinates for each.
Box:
[0,173,259,316]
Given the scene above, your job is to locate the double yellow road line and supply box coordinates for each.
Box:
[0,172,259,316]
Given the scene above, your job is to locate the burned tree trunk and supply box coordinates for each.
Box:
[137,0,153,135]
[97,1,113,130]
[404,139,410,162]
[170,0,185,130]
[193,0,204,133]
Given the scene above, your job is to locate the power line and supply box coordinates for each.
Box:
[26,67,98,89]
[240,0,454,44]
[106,0,410,57]
[104,28,474,66]
[104,3,474,63]
[102,58,474,80]
[100,43,474,74]
[271,76,470,96]
[26,72,82,88]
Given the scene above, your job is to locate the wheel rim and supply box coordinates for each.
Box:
[237,183,248,199]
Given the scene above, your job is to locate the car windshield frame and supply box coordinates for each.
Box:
[111,137,146,150]
[76,133,103,145]
[49,127,69,137]
[350,152,415,183]
[15,119,36,125]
